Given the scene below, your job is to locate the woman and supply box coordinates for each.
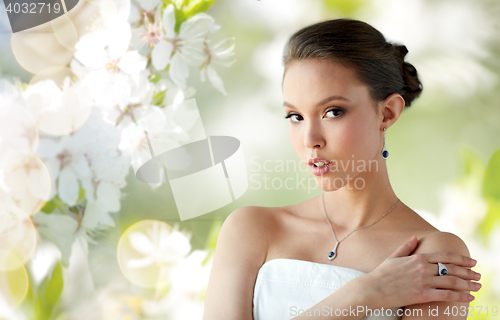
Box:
[202,19,482,320]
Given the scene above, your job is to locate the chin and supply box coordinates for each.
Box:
[313,174,346,191]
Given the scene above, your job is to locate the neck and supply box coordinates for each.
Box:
[321,160,400,232]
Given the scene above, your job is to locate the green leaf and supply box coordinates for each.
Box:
[162,0,175,7]
[40,200,56,214]
[174,6,188,32]
[479,198,500,242]
[204,219,223,252]
[37,261,64,320]
[183,0,216,19]
[477,149,500,243]
[482,149,500,201]
[201,219,222,266]
[77,187,85,202]
[40,196,67,214]
[323,0,369,16]
[152,89,167,106]
[167,0,216,32]
[171,0,185,8]
[460,147,484,177]
[18,267,41,320]
[149,72,162,83]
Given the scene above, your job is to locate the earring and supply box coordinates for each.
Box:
[382,128,389,159]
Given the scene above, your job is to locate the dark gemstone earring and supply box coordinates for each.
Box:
[382,127,389,159]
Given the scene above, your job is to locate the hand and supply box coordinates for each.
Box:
[359,235,481,310]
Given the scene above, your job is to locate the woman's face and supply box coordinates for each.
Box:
[282,59,384,191]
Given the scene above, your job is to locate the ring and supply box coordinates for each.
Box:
[438,262,448,276]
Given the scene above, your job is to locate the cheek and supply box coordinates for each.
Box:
[334,117,378,158]
[289,126,302,151]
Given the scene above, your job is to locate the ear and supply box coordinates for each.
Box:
[378,93,405,130]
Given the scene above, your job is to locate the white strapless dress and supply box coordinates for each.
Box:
[253,258,404,320]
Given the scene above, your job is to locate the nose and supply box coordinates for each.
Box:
[304,122,325,150]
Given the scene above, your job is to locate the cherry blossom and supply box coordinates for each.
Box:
[127,223,191,269]
[134,4,215,89]
[200,37,236,95]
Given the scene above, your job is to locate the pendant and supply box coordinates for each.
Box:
[328,242,339,261]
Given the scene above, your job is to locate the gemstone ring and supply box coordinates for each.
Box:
[438,262,448,276]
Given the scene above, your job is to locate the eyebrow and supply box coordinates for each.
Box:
[283,95,350,109]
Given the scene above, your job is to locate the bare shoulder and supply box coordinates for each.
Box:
[214,205,276,272]
[413,231,471,259]
[203,206,274,319]
[401,231,474,320]
[220,205,275,256]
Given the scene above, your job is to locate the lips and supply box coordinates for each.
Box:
[308,157,331,166]
[308,158,334,176]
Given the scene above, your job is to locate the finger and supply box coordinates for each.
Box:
[432,275,482,292]
[387,235,418,259]
[426,289,475,303]
[437,263,481,281]
[424,251,477,267]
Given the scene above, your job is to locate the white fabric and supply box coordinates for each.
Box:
[253,258,404,320]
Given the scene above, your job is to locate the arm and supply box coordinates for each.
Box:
[401,232,474,320]
[202,206,269,320]
[202,206,375,320]
[289,273,376,320]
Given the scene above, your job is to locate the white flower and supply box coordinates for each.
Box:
[131,5,166,51]
[199,37,236,95]
[127,223,191,269]
[0,98,38,154]
[99,70,155,128]
[74,13,132,70]
[133,4,214,89]
[136,0,161,12]
[415,178,488,242]
[37,109,129,229]
[77,47,147,110]
[0,203,37,267]
[169,249,211,293]
[31,211,89,267]
[33,110,130,265]
[0,149,51,215]
[154,77,196,107]
[438,181,488,240]
[368,0,498,98]
[73,0,147,110]
[23,77,94,136]
[140,249,212,318]
[37,135,90,207]
[0,78,24,109]
[129,0,161,26]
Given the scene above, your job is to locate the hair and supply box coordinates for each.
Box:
[282,19,423,107]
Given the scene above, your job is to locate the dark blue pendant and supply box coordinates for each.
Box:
[328,242,339,261]
[382,150,389,159]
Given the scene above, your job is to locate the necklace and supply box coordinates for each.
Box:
[322,193,400,261]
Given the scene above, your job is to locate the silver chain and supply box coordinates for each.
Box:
[322,193,400,244]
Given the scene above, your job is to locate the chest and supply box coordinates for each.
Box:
[265,209,435,273]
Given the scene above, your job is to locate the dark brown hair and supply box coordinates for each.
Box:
[283,19,422,107]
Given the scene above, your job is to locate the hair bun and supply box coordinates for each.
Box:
[393,44,422,106]
[283,19,424,107]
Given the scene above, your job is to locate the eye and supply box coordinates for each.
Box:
[325,108,344,118]
[284,108,344,123]
[284,113,302,122]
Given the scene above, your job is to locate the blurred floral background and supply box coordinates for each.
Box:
[0,0,499,319]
